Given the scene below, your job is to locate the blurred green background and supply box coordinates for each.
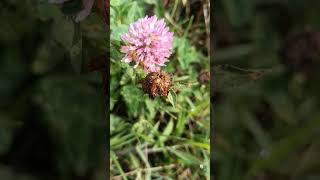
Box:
[0,0,106,180]
[213,0,320,179]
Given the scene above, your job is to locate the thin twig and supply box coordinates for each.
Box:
[203,0,210,36]
[145,144,188,154]
[116,144,192,156]
[203,0,210,53]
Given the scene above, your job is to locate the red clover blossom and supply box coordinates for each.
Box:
[120,15,174,73]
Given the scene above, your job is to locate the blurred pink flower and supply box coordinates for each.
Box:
[120,15,174,73]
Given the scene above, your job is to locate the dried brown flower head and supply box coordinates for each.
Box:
[141,71,172,98]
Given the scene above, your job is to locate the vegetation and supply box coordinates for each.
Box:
[0,0,105,179]
[110,0,210,179]
[213,0,320,179]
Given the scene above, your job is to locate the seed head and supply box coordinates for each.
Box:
[141,71,172,98]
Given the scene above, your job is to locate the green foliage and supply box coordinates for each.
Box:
[214,0,320,179]
[174,37,200,70]
[120,85,145,117]
[0,0,105,179]
[110,0,210,179]
[33,75,104,176]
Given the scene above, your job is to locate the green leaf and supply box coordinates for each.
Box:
[126,2,144,24]
[129,153,141,169]
[174,37,200,70]
[110,0,127,7]
[175,111,187,136]
[111,24,128,41]
[170,149,201,165]
[185,141,210,151]
[167,91,176,109]
[144,0,157,4]
[120,85,145,117]
[159,119,174,143]
[111,133,135,150]
[111,152,129,180]
[145,98,156,119]
[120,66,134,85]
[110,114,122,134]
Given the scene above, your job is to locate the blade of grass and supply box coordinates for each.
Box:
[136,146,151,180]
[111,151,128,180]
